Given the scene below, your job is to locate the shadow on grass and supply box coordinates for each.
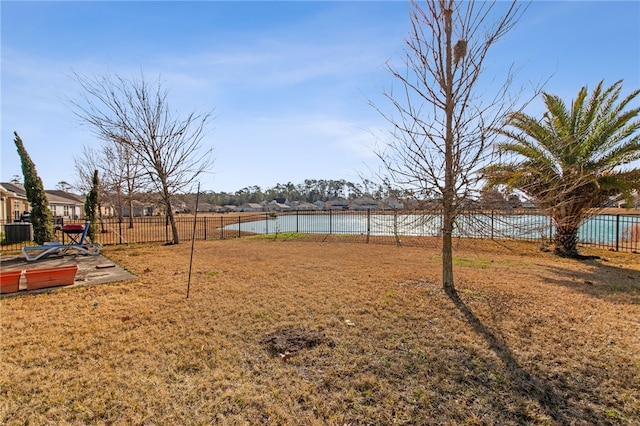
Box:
[445,287,598,424]
[539,260,640,304]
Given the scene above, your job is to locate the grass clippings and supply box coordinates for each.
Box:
[1,238,639,425]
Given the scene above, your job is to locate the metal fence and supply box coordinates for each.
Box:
[1,209,639,253]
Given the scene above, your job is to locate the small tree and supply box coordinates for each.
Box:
[75,140,148,228]
[483,80,640,257]
[373,0,527,294]
[14,132,55,244]
[84,170,100,242]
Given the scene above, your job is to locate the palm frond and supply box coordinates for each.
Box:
[581,85,640,160]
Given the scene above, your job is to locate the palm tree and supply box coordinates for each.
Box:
[484,80,640,257]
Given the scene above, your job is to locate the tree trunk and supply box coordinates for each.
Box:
[98,202,106,233]
[553,225,580,257]
[442,4,456,295]
[116,192,124,224]
[128,197,134,229]
[165,198,180,244]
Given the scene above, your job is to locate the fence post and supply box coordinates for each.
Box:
[265,213,269,235]
[616,214,620,252]
[118,219,123,245]
[238,216,241,238]
[491,210,494,240]
[329,209,333,234]
[220,216,224,240]
[394,209,400,246]
[203,216,207,240]
[296,210,299,233]
[366,209,371,243]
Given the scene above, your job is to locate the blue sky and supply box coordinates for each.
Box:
[2,1,639,194]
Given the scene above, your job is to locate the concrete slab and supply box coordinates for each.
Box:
[0,253,137,297]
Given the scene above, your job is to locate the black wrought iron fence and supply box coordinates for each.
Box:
[1,210,639,253]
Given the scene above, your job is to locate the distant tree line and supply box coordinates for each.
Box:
[198,179,393,206]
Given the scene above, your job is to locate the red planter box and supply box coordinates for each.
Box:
[25,265,78,291]
[0,270,23,294]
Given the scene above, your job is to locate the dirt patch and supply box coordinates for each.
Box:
[259,327,333,357]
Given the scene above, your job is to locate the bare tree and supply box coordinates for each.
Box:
[70,72,214,244]
[75,141,149,228]
[373,0,529,294]
[74,146,105,232]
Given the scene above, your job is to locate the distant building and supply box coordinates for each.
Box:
[236,203,263,212]
[0,183,30,222]
[380,197,404,210]
[118,200,155,217]
[325,198,349,210]
[196,202,223,213]
[350,196,381,211]
[0,183,85,222]
[290,201,319,211]
[46,190,84,220]
[264,201,291,212]
[0,185,8,222]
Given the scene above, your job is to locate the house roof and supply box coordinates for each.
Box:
[0,184,86,206]
[239,203,263,209]
[46,190,84,203]
[266,200,291,209]
[197,202,222,212]
[0,182,27,197]
[326,198,349,205]
[292,201,319,210]
[45,190,84,205]
[352,196,380,205]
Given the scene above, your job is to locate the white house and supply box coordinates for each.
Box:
[46,190,85,220]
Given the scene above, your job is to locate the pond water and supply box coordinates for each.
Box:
[224,212,640,247]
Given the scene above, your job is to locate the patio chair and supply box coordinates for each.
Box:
[22,221,102,261]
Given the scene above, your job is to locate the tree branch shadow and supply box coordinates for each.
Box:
[445,287,597,423]
[538,260,640,303]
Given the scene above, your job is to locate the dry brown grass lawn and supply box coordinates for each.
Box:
[1,237,639,425]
